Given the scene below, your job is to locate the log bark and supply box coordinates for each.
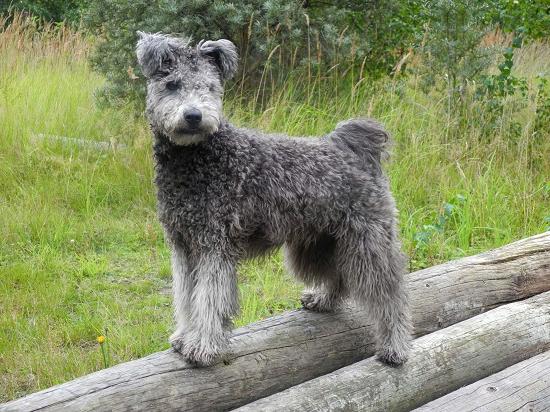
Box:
[1,232,549,412]
[413,350,550,412]
[234,292,550,412]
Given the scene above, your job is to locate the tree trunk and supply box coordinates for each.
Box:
[1,232,549,412]
[235,292,550,412]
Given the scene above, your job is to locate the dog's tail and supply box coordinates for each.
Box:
[326,118,390,166]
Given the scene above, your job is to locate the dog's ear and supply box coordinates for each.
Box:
[197,39,238,80]
[136,32,184,78]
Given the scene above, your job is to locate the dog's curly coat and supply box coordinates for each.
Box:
[136,32,412,367]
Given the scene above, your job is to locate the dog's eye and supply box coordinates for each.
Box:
[166,80,181,91]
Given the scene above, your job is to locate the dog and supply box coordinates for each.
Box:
[136,32,411,367]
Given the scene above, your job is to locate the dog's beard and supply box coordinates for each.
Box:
[170,122,219,145]
[169,131,208,146]
[161,114,220,145]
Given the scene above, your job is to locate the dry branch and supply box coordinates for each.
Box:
[235,292,550,412]
[1,232,549,412]
[413,350,550,412]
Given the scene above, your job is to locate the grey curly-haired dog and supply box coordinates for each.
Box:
[136,32,411,367]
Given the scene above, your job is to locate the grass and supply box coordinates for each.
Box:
[0,14,548,402]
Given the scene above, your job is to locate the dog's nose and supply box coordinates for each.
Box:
[184,109,202,127]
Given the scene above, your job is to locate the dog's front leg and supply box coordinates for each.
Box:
[168,243,194,352]
[176,252,239,367]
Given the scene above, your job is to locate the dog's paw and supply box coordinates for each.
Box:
[169,331,187,352]
[300,291,336,313]
[179,342,221,367]
[171,332,225,367]
[170,336,184,353]
[376,346,409,367]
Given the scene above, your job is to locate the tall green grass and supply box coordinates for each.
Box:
[0,14,548,401]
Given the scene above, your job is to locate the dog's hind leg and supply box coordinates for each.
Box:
[285,233,347,312]
[175,251,239,367]
[300,278,346,313]
[339,225,412,366]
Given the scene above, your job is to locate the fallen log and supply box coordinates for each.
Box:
[1,232,549,412]
[413,350,550,412]
[32,133,127,151]
[235,292,550,412]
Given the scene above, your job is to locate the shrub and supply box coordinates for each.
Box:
[80,0,546,109]
[1,0,86,24]
[309,0,426,76]
[83,0,427,107]
[419,0,497,102]
[492,0,550,40]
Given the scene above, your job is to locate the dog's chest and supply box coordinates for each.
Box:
[154,145,242,241]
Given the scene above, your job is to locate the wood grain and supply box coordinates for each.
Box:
[413,350,550,412]
[234,292,550,412]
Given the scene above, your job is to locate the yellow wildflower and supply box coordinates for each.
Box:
[97,335,106,344]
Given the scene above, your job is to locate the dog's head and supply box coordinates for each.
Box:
[136,32,238,145]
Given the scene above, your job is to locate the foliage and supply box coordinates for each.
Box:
[419,0,497,103]
[479,35,527,102]
[83,0,306,105]
[474,31,550,144]
[474,34,528,138]
[82,0,429,106]
[3,1,548,108]
[311,0,426,75]
[534,76,550,135]
[0,0,87,24]
[492,0,550,40]
[417,0,548,137]
[413,194,467,249]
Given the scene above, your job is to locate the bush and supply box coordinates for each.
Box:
[308,0,426,75]
[81,0,547,108]
[83,0,303,105]
[492,0,550,40]
[1,0,86,24]
[419,0,497,101]
[83,0,426,107]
